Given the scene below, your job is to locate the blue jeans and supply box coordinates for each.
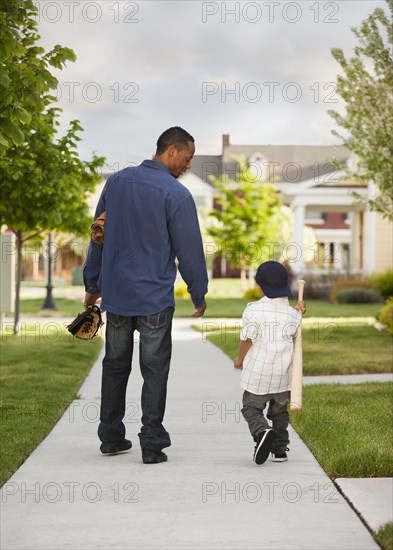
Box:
[98,306,174,452]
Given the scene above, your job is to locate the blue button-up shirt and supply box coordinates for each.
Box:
[83,160,208,316]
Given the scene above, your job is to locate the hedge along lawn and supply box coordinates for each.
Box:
[289,383,393,478]
[205,324,393,375]
[0,324,102,486]
[174,297,382,319]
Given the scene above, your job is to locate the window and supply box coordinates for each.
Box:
[305,210,324,223]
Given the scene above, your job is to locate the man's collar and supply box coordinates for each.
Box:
[141,159,171,174]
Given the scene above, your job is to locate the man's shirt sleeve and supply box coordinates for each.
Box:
[83,180,108,294]
[168,194,208,308]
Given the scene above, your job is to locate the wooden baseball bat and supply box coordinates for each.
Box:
[290,280,306,412]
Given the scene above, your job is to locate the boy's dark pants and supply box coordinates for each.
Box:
[241,390,290,453]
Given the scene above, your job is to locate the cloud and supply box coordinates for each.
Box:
[35,0,386,165]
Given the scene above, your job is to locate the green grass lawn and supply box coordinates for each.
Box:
[174,297,381,318]
[20,281,47,288]
[9,295,382,319]
[0,325,102,486]
[290,383,393,478]
[175,297,249,317]
[8,298,84,317]
[206,325,392,375]
[297,324,392,375]
[204,278,244,297]
[375,523,393,550]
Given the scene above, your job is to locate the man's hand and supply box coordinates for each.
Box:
[84,292,101,309]
[234,356,243,370]
[191,303,207,318]
[295,300,306,314]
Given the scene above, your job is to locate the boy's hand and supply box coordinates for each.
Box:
[295,300,306,314]
[234,356,243,370]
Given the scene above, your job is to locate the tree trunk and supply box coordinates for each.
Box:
[240,262,247,291]
[248,265,255,288]
[14,230,23,335]
[41,232,57,310]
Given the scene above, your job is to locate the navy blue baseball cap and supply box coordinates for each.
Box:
[255,261,292,299]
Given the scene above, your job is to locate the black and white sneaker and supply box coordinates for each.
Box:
[271,448,289,462]
[253,429,276,465]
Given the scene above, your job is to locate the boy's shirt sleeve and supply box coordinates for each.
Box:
[240,307,260,344]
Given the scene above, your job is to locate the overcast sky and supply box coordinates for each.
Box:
[36,0,386,168]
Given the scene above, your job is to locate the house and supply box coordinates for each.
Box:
[186,134,392,276]
[178,170,214,210]
[22,137,392,284]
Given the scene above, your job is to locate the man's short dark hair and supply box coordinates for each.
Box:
[156,127,194,155]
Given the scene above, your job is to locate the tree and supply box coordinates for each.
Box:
[0,108,105,333]
[207,156,282,288]
[328,0,393,219]
[0,0,76,155]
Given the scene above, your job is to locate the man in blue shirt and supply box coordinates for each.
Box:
[83,127,208,464]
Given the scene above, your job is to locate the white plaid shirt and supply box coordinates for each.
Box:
[240,296,301,395]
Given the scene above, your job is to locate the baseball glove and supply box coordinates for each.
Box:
[90,211,106,245]
[67,305,104,340]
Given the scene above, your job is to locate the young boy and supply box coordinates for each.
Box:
[234,261,305,465]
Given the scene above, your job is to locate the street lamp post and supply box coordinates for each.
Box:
[41,232,57,310]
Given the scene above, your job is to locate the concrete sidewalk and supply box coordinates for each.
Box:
[1,319,380,549]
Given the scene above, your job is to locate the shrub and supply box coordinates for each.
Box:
[244,286,261,300]
[331,277,377,303]
[371,270,393,300]
[336,287,383,304]
[174,283,189,298]
[379,298,393,336]
[302,272,350,300]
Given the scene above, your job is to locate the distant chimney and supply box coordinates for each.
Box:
[222,134,230,151]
